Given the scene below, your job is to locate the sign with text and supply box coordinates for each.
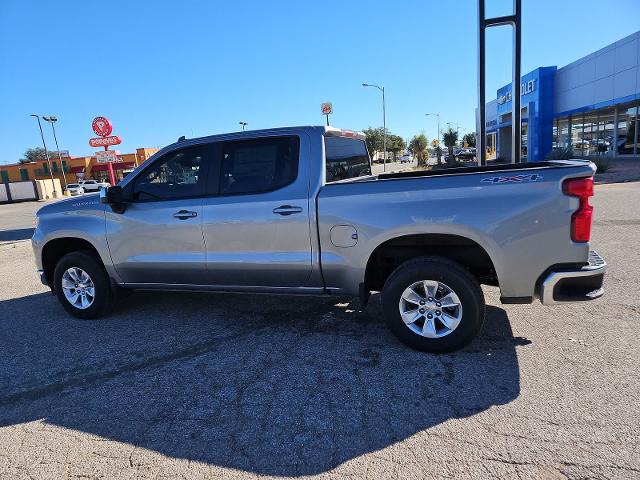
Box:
[96,150,120,163]
[89,135,122,147]
[321,102,333,115]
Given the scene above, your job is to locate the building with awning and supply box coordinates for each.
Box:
[0,147,158,185]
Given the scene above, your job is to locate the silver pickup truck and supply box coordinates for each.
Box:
[32,126,606,352]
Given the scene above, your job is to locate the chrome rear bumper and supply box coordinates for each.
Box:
[540,251,607,305]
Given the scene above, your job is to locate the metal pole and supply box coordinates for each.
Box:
[426,113,442,164]
[612,106,617,158]
[477,0,521,164]
[48,120,68,189]
[363,83,387,171]
[382,86,386,172]
[512,0,522,163]
[477,0,486,166]
[31,114,57,197]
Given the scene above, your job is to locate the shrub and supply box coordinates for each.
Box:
[545,147,574,160]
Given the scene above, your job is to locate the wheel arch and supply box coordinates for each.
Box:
[363,233,498,293]
[41,237,104,291]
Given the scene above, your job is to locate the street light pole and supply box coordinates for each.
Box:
[43,116,68,190]
[363,83,387,172]
[426,112,441,164]
[239,121,248,131]
[30,114,57,197]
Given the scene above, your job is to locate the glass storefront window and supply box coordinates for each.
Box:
[619,105,639,155]
[521,121,528,161]
[583,112,598,156]
[552,119,558,149]
[571,114,584,156]
[604,112,615,155]
[558,117,569,149]
[616,105,638,155]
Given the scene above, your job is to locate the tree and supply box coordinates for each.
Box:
[363,127,385,161]
[442,128,458,164]
[409,134,429,167]
[19,147,50,164]
[386,134,406,160]
[462,132,476,148]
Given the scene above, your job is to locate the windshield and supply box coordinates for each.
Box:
[324,136,372,182]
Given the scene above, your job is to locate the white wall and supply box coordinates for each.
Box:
[35,179,62,200]
[0,184,8,202]
[8,181,37,201]
[554,31,640,115]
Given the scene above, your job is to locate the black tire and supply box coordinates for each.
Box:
[382,256,485,353]
[53,250,115,320]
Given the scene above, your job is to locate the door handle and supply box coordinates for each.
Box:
[272,205,303,216]
[173,210,198,220]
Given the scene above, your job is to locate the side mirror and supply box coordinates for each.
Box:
[100,185,124,204]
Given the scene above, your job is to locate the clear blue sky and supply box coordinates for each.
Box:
[1,0,639,164]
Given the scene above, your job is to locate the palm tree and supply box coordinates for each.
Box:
[443,128,458,164]
[409,134,429,167]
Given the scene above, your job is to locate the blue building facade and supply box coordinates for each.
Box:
[479,31,640,161]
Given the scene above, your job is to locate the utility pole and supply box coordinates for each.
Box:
[363,83,387,172]
[239,121,248,131]
[43,116,69,190]
[30,114,57,197]
[426,112,441,164]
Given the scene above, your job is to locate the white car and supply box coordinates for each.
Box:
[399,154,413,163]
[65,183,84,196]
[79,179,110,192]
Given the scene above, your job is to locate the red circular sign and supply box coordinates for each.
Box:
[92,116,113,137]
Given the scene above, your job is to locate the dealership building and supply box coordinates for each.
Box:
[478,30,640,161]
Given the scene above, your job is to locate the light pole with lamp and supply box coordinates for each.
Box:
[425,112,441,164]
[239,121,248,131]
[362,83,386,172]
[30,114,57,197]
[42,116,69,190]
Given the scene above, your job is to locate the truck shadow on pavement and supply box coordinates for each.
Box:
[0,290,524,476]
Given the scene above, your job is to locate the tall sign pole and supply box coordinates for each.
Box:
[478,0,521,165]
[321,102,333,127]
[89,116,121,185]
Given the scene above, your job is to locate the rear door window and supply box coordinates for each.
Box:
[324,137,371,182]
[218,136,299,195]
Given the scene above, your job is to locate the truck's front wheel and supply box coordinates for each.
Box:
[381,257,485,353]
[53,251,114,320]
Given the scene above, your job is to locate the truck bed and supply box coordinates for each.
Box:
[377,160,591,180]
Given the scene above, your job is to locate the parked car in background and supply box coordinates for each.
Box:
[65,183,84,196]
[456,148,477,161]
[79,179,110,192]
[399,154,413,163]
[33,126,606,353]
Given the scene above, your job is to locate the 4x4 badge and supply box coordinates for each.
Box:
[481,173,543,184]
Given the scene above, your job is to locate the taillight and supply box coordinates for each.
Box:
[562,177,594,242]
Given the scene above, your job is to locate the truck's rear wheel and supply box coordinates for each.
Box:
[53,251,114,320]
[381,257,485,353]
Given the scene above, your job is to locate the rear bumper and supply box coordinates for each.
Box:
[540,251,606,305]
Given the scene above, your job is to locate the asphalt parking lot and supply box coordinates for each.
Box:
[0,183,639,479]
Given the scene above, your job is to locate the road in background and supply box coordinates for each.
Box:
[0,199,63,242]
[0,183,638,479]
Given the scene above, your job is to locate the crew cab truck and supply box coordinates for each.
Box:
[32,126,606,353]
